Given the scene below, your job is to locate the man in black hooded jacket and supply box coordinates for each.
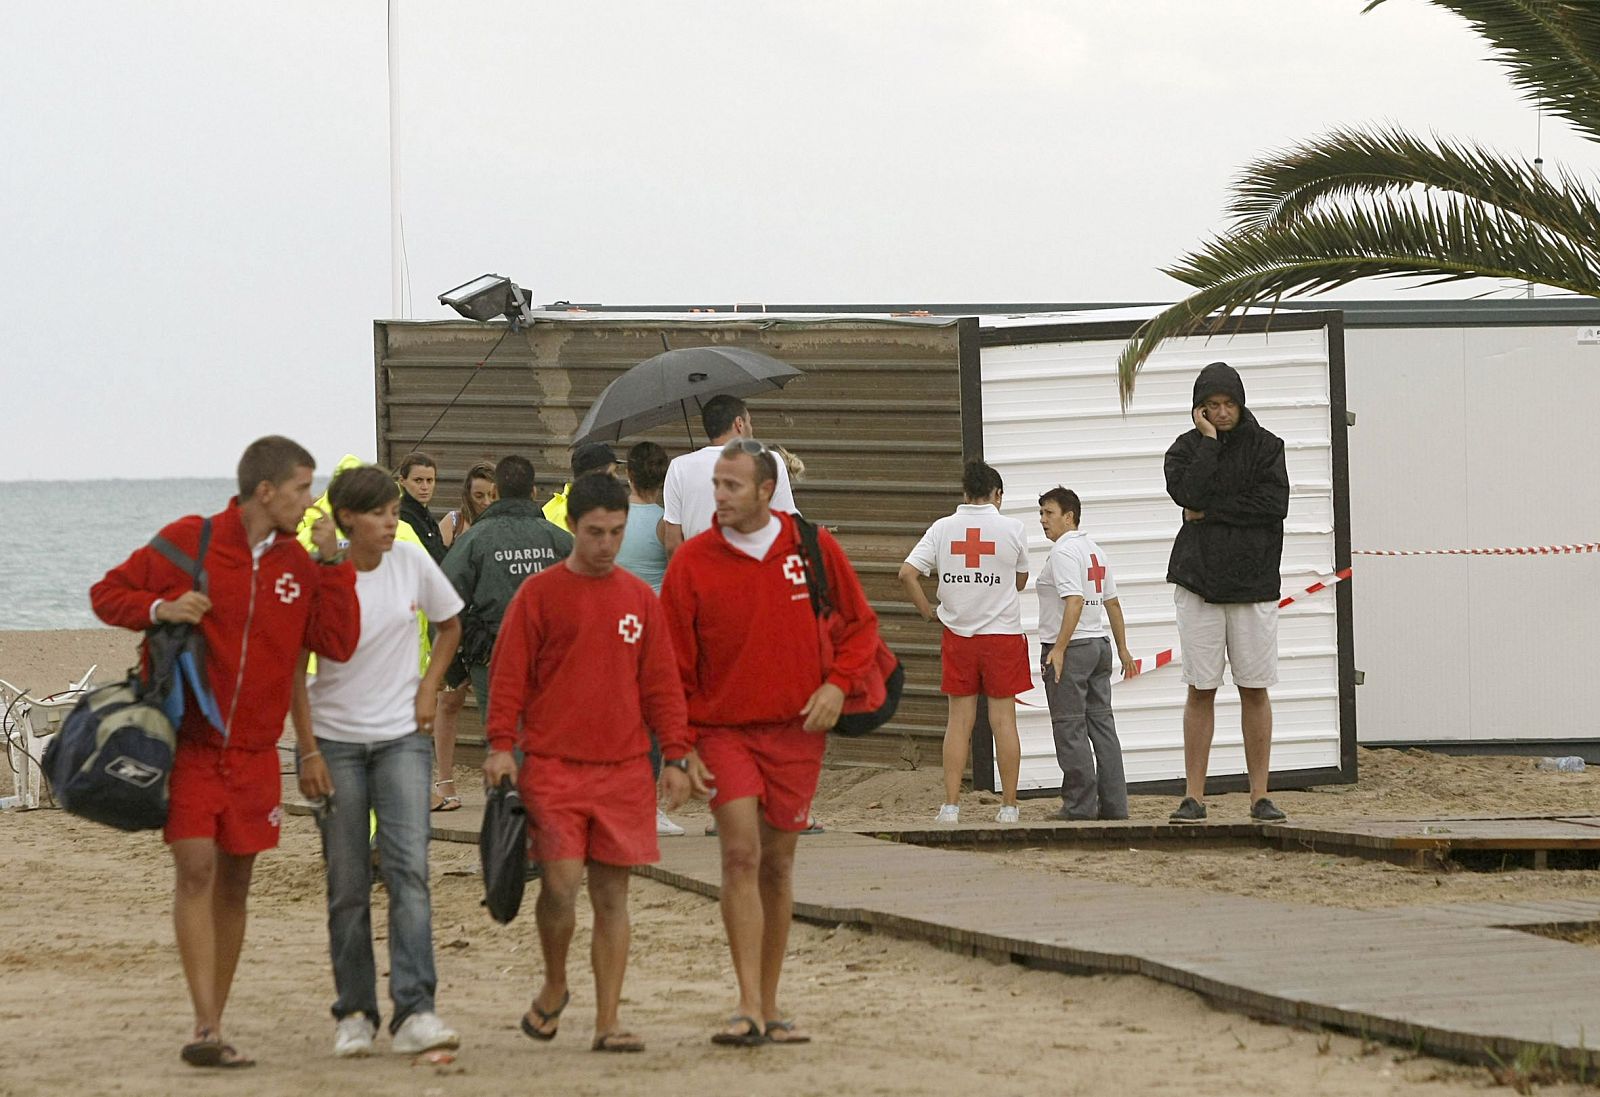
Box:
[1163,361,1289,824]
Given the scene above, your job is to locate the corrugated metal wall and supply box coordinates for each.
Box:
[374,316,966,765]
[1344,322,1600,744]
[975,315,1351,792]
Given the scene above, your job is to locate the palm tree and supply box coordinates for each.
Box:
[1117,1,1600,405]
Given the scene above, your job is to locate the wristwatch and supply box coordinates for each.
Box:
[662,757,690,773]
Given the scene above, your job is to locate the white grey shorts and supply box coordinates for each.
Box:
[1173,585,1279,690]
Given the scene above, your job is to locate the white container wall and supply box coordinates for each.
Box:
[977,318,1346,791]
[1342,319,1600,745]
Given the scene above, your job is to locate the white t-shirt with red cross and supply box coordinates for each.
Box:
[905,503,1030,637]
[1037,530,1118,644]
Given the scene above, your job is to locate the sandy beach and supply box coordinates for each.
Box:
[2,628,1597,1096]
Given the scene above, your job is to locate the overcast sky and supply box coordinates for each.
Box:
[3,1,1590,480]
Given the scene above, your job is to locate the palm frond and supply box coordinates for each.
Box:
[1227,126,1600,252]
[1117,193,1600,403]
[1365,0,1600,143]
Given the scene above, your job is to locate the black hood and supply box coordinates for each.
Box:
[1192,361,1246,410]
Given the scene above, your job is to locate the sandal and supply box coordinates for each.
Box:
[591,1030,645,1053]
[764,1019,811,1045]
[431,780,462,812]
[519,989,570,1041]
[215,1044,255,1069]
[181,1031,255,1068]
[711,1014,768,1047]
[180,1031,222,1067]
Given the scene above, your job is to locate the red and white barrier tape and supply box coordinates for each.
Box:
[1022,543,1590,702]
[1114,568,1353,679]
[1354,543,1600,557]
[1277,566,1352,609]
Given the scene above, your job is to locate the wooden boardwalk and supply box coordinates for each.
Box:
[636,833,1600,1069]
[863,814,1600,870]
[287,790,1600,1067]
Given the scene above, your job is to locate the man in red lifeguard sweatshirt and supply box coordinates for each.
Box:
[483,474,691,1053]
[90,435,359,1069]
[659,439,878,1047]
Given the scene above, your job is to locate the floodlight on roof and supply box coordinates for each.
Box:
[438,274,535,329]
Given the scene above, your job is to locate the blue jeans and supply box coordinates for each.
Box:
[316,734,438,1033]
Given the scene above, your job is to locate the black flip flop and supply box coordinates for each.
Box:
[520,989,570,1041]
[180,1034,223,1067]
[214,1044,255,1069]
[591,1030,646,1053]
[181,1034,255,1069]
[764,1019,811,1045]
[711,1015,768,1047]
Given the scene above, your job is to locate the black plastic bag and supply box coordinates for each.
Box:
[479,776,528,924]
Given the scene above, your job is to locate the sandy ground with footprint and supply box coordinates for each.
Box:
[2,628,1596,1095]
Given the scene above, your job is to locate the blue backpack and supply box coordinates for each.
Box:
[44,521,218,831]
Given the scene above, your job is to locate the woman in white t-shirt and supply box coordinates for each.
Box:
[899,461,1032,825]
[290,465,465,1060]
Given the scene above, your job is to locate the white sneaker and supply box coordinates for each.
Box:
[392,1011,460,1055]
[656,808,685,836]
[995,805,1021,824]
[935,804,959,824]
[333,1015,377,1058]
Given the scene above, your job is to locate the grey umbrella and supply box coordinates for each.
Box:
[571,346,803,446]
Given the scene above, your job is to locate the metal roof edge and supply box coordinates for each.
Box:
[377,296,1600,330]
[375,312,959,330]
[1268,297,1600,327]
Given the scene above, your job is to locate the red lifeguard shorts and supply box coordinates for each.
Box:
[163,741,284,855]
[940,629,1033,698]
[519,754,659,867]
[696,721,827,832]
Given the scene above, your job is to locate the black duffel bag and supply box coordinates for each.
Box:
[43,520,211,831]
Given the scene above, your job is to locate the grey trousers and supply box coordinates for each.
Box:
[1042,637,1128,820]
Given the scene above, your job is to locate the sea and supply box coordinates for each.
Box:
[0,479,321,631]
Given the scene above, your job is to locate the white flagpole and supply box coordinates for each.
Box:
[388,0,404,318]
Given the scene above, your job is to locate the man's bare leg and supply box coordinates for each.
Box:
[986,695,1021,806]
[525,859,583,1035]
[586,864,633,1038]
[171,839,222,1039]
[714,797,766,1034]
[209,850,256,1028]
[1239,686,1273,803]
[941,695,979,804]
[1183,686,1218,802]
[756,823,801,1021]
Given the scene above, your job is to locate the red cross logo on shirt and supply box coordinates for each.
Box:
[617,613,643,644]
[949,528,996,569]
[274,572,301,604]
[782,554,807,587]
[1087,554,1107,594]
